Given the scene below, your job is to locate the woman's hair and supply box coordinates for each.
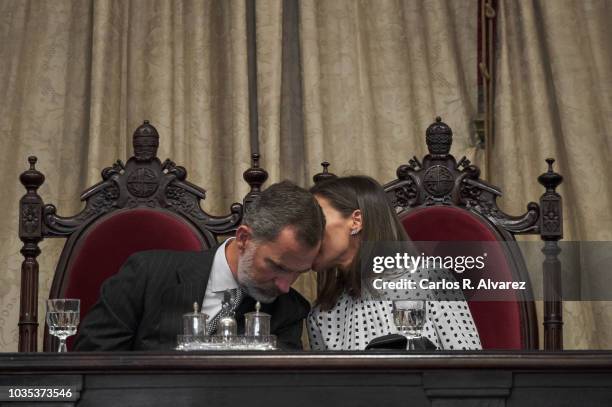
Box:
[310,175,409,310]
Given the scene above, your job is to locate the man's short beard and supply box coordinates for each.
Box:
[236,244,280,303]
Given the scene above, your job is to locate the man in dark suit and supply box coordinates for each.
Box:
[74,181,324,351]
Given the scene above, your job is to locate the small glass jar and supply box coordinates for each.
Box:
[218,314,238,337]
[244,302,271,337]
[182,302,208,337]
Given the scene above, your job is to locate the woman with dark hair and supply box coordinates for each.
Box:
[308,175,481,350]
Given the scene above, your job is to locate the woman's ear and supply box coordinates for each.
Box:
[235,225,252,251]
[350,209,363,235]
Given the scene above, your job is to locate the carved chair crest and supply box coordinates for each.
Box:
[39,121,246,245]
[383,117,553,236]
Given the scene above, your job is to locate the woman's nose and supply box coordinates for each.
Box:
[274,275,294,294]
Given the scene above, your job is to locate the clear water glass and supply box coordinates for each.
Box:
[46,299,80,353]
[392,300,426,349]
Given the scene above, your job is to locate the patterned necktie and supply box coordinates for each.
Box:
[206,288,244,335]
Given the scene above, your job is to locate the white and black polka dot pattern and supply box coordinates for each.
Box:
[308,268,482,351]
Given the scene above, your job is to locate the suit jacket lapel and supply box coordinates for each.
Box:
[159,247,218,345]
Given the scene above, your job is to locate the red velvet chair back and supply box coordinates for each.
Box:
[18,122,268,352]
[62,209,206,327]
[400,206,523,349]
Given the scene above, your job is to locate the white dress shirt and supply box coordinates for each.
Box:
[201,238,238,319]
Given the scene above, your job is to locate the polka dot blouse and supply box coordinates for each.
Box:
[308,268,482,351]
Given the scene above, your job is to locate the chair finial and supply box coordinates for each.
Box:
[538,158,563,192]
[426,116,453,155]
[243,154,269,210]
[243,154,268,187]
[20,156,45,190]
[313,161,337,184]
[132,120,159,161]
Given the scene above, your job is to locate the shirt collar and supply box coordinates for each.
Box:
[209,237,239,293]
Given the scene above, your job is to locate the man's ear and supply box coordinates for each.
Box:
[351,209,363,234]
[235,225,252,252]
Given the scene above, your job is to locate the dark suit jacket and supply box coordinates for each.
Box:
[73,247,310,351]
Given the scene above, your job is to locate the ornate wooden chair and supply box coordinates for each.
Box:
[18,121,269,352]
[314,117,563,350]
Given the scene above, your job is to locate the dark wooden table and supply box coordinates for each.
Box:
[1,351,612,406]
